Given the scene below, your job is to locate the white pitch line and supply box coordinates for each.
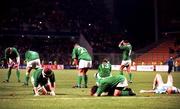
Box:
[0,96,172,101]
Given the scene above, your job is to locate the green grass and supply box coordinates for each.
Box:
[0,69,180,109]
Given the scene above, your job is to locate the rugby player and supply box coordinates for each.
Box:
[24,50,41,85]
[3,47,20,82]
[72,43,92,88]
[119,40,133,83]
[140,74,180,94]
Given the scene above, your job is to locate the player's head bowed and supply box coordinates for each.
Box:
[102,58,109,64]
[74,43,80,48]
[90,85,98,96]
[7,47,13,54]
[44,68,53,77]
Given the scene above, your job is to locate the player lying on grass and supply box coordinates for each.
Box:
[31,67,56,96]
[91,74,136,96]
[140,74,180,94]
[3,47,20,82]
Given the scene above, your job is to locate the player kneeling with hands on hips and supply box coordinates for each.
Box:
[31,68,56,96]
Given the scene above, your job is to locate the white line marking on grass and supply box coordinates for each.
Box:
[0,96,172,101]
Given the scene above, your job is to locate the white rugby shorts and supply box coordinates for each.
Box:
[121,60,131,67]
[27,59,41,68]
[78,60,92,69]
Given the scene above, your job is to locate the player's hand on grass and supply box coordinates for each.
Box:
[34,93,39,96]
[50,91,56,96]
[93,93,98,97]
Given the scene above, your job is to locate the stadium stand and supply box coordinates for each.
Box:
[1,0,179,67]
[133,37,179,65]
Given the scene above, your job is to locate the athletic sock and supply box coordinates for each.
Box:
[16,70,20,81]
[120,70,123,75]
[7,70,12,81]
[24,75,30,85]
[77,76,82,87]
[83,75,88,87]
[121,91,130,96]
[129,73,133,81]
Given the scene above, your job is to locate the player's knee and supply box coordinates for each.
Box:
[114,89,121,96]
[27,68,32,73]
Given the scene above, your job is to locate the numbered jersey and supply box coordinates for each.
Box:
[119,43,132,60]
[72,47,92,61]
[98,63,111,78]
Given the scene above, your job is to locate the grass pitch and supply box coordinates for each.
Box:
[0,69,180,109]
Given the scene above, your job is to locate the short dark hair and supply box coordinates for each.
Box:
[123,40,129,43]
[74,43,80,46]
[44,68,53,77]
[90,85,98,96]
[7,47,12,54]
[102,58,108,63]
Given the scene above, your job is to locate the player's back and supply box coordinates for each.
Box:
[25,51,40,61]
[98,63,111,78]
[100,74,125,88]
[73,47,92,61]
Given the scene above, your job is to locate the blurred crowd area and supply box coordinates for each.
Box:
[0,0,117,52]
[0,36,75,65]
[0,0,180,66]
[0,0,147,53]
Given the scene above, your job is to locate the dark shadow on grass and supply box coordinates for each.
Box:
[54,93,67,95]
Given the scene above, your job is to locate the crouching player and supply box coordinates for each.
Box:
[91,74,136,96]
[31,68,56,96]
[24,50,41,86]
[140,74,180,94]
[72,43,92,88]
[3,47,20,82]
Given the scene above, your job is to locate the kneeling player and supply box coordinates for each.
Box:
[140,74,180,94]
[94,58,112,85]
[91,74,136,96]
[31,68,56,96]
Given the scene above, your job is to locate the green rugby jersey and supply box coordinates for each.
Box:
[5,47,19,60]
[32,68,55,87]
[119,43,132,60]
[72,46,92,61]
[25,51,40,62]
[96,74,125,96]
[98,63,111,78]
